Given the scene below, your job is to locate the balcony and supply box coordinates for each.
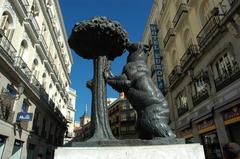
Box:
[173,3,188,27]
[0,29,17,64]
[39,86,49,102]
[163,28,175,48]
[66,115,73,123]
[180,44,200,72]
[215,66,240,91]
[192,89,209,106]
[67,104,74,111]
[25,12,40,39]
[168,65,182,86]
[55,107,67,123]
[14,57,32,83]
[120,116,136,124]
[16,0,29,17]
[0,88,15,123]
[30,75,41,95]
[177,104,189,117]
[197,15,221,50]
[66,132,74,138]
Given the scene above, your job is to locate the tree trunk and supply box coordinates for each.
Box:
[90,56,114,140]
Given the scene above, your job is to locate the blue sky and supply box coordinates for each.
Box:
[59,0,154,121]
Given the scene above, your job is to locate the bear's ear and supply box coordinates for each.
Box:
[143,44,151,54]
[126,43,139,53]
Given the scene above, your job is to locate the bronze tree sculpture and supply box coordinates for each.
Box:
[69,16,175,141]
[69,16,129,141]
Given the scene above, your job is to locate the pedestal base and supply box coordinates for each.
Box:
[55,144,205,159]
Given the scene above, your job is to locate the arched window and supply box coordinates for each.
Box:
[42,72,47,89]
[46,0,53,7]
[19,40,28,59]
[0,11,14,40]
[199,0,211,26]
[32,58,39,79]
[31,1,40,17]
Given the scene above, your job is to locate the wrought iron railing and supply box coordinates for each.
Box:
[0,29,17,64]
[168,65,182,86]
[30,75,41,95]
[14,56,32,82]
[163,28,175,47]
[180,44,200,71]
[27,12,40,36]
[192,89,209,106]
[177,104,189,117]
[197,15,221,49]
[173,3,188,27]
[215,66,240,91]
[18,0,29,16]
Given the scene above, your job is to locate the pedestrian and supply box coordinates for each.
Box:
[223,142,240,159]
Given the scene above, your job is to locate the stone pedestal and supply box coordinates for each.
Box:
[55,144,205,159]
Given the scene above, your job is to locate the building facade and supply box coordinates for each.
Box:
[73,108,91,142]
[143,0,240,158]
[0,0,75,158]
[108,94,137,139]
[73,94,138,141]
[64,87,77,144]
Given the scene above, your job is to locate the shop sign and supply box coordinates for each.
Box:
[179,128,193,139]
[16,112,33,121]
[198,118,216,134]
[224,106,240,125]
[150,24,165,94]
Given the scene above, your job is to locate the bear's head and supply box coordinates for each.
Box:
[126,43,150,63]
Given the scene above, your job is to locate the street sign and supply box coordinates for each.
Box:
[16,112,33,121]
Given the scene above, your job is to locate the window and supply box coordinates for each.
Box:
[0,12,14,40]
[199,0,211,25]
[21,100,29,113]
[7,84,17,97]
[31,2,39,17]
[215,53,235,77]
[120,113,127,121]
[176,89,189,116]
[194,77,207,94]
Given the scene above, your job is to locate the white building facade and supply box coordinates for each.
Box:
[0,0,76,158]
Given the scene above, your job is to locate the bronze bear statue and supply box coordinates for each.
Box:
[105,43,175,139]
